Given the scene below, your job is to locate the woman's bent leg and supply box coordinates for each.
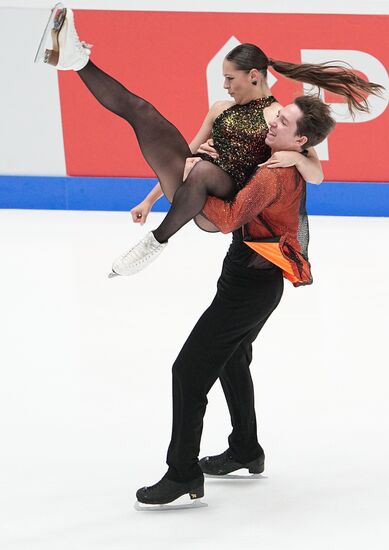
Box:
[193,212,220,233]
[153,160,235,243]
[109,161,234,276]
[78,61,191,201]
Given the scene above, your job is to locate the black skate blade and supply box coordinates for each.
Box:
[204,472,266,480]
[34,2,66,64]
[134,500,208,512]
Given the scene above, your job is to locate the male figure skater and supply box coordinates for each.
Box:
[135,95,335,505]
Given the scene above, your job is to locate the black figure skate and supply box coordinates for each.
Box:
[135,473,208,511]
[199,450,265,479]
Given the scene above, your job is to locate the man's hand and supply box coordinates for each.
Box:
[197,139,219,159]
[259,151,301,169]
[183,157,202,181]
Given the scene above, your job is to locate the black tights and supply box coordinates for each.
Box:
[78,61,235,239]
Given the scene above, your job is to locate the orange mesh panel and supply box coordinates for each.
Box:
[244,241,299,283]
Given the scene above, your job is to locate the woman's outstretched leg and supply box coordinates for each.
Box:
[38,7,191,202]
[35,7,228,275]
[78,61,192,202]
[77,62,226,237]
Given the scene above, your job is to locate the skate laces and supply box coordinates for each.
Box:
[68,14,92,54]
[72,28,86,54]
[121,234,162,266]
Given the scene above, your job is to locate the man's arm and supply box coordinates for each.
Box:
[202,166,285,233]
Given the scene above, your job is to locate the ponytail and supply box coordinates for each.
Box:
[268,58,384,116]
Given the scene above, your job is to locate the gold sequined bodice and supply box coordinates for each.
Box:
[199,96,276,191]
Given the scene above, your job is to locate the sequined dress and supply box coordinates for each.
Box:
[198,95,277,267]
[197,96,276,192]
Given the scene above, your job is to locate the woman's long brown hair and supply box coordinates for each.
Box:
[269,58,384,115]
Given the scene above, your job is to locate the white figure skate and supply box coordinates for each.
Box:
[34,3,92,70]
[108,232,168,278]
[34,3,66,63]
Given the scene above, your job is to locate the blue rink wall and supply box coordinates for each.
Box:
[0,175,388,216]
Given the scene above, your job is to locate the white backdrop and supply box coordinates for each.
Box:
[1,1,389,13]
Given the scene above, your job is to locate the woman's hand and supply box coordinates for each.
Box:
[197,139,219,159]
[183,157,202,181]
[259,151,302,168]
[130,199,152,225]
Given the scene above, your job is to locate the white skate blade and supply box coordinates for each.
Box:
[108,271,120,279]
[134,500,208,512]
[204,472,266,480]
[34,3,66,63]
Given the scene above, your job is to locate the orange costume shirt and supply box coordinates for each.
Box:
[202,165,313,287]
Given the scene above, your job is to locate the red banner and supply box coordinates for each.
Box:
[58,11,389,181]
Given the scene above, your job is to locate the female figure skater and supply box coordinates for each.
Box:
[36,6,384,508]
[36,5,381,279]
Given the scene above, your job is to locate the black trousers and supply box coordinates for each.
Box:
[166,255,284,482]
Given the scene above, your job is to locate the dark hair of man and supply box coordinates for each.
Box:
[294,95,336,148]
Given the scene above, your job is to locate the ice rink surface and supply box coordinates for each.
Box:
[0,210,388,549]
